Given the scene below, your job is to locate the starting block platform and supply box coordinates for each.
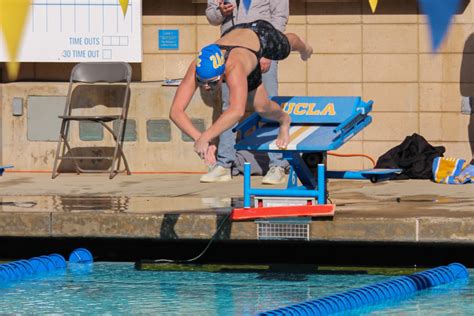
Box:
[0,165,14,176]
[231,96,401,221]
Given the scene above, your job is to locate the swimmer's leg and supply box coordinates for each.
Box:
[285,33,313,61]
[252,84,290,149]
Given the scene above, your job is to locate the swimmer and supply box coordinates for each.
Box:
[169,20,313,164]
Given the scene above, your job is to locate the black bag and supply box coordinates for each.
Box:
[375,133,445,180]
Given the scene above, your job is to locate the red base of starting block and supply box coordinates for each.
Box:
[231,204,336,221]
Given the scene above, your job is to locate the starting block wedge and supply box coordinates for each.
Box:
[232,196,334,221]
[232,204,335,221]
[232,96,401,220]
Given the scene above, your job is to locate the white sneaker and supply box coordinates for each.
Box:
[262,166,286,185]
[200,165,232,183]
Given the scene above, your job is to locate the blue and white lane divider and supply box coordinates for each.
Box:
[0,248,93,283]
[68,248,93,264]
[0,254,67,282]
[259,263,469,316]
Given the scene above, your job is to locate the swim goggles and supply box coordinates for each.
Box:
[196,75,221,87]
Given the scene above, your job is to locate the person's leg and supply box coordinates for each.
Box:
[253,21,311,62]
[262,61,288,170]
[252,84,291,149]
[215,82,236,169]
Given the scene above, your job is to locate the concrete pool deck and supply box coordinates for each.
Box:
[0,172,473,244]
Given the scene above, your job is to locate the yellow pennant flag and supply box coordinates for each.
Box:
[0,0,31,80]
[369,0,378,13]
[119,0,129,17]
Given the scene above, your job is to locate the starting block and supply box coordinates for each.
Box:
[231,96,401,221]
[0,165,14,176]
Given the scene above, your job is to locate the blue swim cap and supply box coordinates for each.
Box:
[196,44,225,80]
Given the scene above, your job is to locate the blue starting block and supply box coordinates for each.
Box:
[0,165,14,176]
[231,96,401,220]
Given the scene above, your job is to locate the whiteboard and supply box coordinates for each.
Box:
[0,0,142,62]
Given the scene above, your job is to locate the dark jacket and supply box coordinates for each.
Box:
[375,133,445,180]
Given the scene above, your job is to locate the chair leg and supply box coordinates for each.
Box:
[110,143,119,179]
[60,120,82,175]
[105,120,131,179]
[62,137,81,175]
[52,140,62,179]
[109,139,131,179]
[117,141,131,174]
[52,120,68,179]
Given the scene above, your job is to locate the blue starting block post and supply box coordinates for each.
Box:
[232,96,399,220]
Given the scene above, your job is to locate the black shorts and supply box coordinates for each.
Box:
[223,20,291,61]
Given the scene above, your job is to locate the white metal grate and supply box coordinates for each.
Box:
[253,196,313,240]
[257,222,310,241]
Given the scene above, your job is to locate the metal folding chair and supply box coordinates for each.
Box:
[52,62,132,179]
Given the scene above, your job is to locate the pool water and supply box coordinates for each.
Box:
[0,262,472,315]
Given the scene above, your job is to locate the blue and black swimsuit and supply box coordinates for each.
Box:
[219,20,291,91]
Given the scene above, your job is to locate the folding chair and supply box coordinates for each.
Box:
[52,62,132,179]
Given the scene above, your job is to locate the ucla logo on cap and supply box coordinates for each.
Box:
[196,44,225,80]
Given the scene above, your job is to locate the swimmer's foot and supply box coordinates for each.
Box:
[300,45,313,61]
[276,114,291,149]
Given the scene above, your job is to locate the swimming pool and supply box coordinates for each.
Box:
[0,262,472,315]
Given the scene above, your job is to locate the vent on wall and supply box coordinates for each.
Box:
[257,218,310,241]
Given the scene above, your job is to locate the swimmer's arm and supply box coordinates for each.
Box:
[169,62,201,141]
[200,64,247,142]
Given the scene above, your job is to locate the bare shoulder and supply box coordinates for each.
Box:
[226,50,257,75]
[216,29,259,49]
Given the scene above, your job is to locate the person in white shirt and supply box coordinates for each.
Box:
[202,0,291,184]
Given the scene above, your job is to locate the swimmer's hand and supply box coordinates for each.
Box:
[194,136,210,161]
[194,135,217,165]
[205,145,217,165]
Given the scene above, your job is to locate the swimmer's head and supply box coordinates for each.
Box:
[195,44,225,90]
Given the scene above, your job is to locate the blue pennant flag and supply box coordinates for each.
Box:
[419,0,462,51]
[243,0,251,14]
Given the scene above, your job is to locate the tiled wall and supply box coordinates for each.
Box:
[139,0,474,170]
